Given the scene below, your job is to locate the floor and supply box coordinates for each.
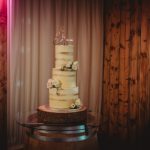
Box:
[98,127,150,150]
[8,127,150,150]
[8,136,150,150]
[8,136,99,150]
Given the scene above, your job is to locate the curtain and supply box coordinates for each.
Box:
[8,0,103,145]
[0,0,7,149]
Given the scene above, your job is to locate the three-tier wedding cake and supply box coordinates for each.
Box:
[38,30,87,124]
[47,44,81,109]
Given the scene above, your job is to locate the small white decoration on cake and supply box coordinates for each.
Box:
[59,64,65,70]
[47,79,62,89]
[66,61,72,68]
[72,61,79,71]
[75,98,81,107]
[70,98,81,109]
[60,61,79,71]
[70,103,77,109]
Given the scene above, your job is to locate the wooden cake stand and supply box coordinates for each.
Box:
[37,105,87,125]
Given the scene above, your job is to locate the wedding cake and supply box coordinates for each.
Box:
[47,44,81,109]
[38,30,87,124]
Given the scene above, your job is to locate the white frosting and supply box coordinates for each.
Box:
[50,94,78,101]
[55,60,69,68]
[55,53,73,60]
[49,87,79,95]
[55,45,73,53]
[50,99,75,109]
[52,68,76,76]
[52,69,76,88]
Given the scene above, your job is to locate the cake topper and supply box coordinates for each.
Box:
[54,27,73,45]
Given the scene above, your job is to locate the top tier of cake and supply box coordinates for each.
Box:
[55,45,74,68]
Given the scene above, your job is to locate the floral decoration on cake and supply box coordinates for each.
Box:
[75,98,81,106]
[59,61,79,71]
[70,98,81,109]
[47,79,62,89]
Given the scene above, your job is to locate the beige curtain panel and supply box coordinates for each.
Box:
[7,0,103,145]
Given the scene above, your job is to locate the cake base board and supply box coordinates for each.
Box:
[37,105,87,125]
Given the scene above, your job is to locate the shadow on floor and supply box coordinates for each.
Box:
[98,126,150,150]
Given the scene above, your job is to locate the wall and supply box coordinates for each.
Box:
[0,0,7,149]
[101,0,150,141]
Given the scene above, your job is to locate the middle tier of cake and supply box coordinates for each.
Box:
[52,68,76,88]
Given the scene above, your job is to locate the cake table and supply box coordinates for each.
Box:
[16,110,98,144]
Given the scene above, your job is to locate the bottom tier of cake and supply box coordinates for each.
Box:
[37,105,87,125]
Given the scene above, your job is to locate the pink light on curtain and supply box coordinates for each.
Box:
[0,0,7,149]
[0,0,7,24]
[0,0,6,9]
